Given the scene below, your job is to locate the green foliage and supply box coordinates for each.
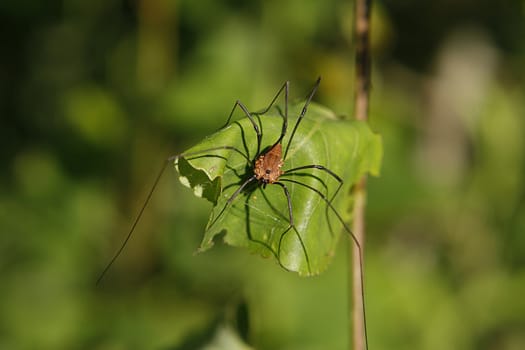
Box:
[2,0,525,349]
[176,102,382,275]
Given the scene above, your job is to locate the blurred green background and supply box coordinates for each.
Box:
[1,0,525,349]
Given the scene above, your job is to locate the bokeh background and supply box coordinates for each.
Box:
[1,0,524,349]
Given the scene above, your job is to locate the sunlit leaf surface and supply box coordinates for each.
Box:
[175,102,382,276]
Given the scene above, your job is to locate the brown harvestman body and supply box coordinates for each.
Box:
[254,143,283,185]
[97,78,368,349]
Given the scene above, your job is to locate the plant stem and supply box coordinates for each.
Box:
[351,0,372,349]
[351,177,367,350]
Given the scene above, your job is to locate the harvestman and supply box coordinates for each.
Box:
[97,77,368,349]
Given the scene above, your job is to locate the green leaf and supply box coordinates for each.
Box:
[175,102,382,276]
[201,324,254,350]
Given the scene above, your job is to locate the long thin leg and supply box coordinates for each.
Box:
[258,81,289,148]
[284,165,343,242]
[180,145,251,164]
[221,81,290,157]
[254,81,289,116]
[279,178,368,350]
[283,164,343,203]
[206,175,257,231]
[274,182,311,274]
[97,145,251,285]
[239,81,290,151]
[96,158,171,285]
[281,164,343,241]
[282,164,344,236]
[221,101,263,157]
[243,190,281,262]
[283,77,321,161]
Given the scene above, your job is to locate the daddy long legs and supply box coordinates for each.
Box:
[97,77,368,349]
